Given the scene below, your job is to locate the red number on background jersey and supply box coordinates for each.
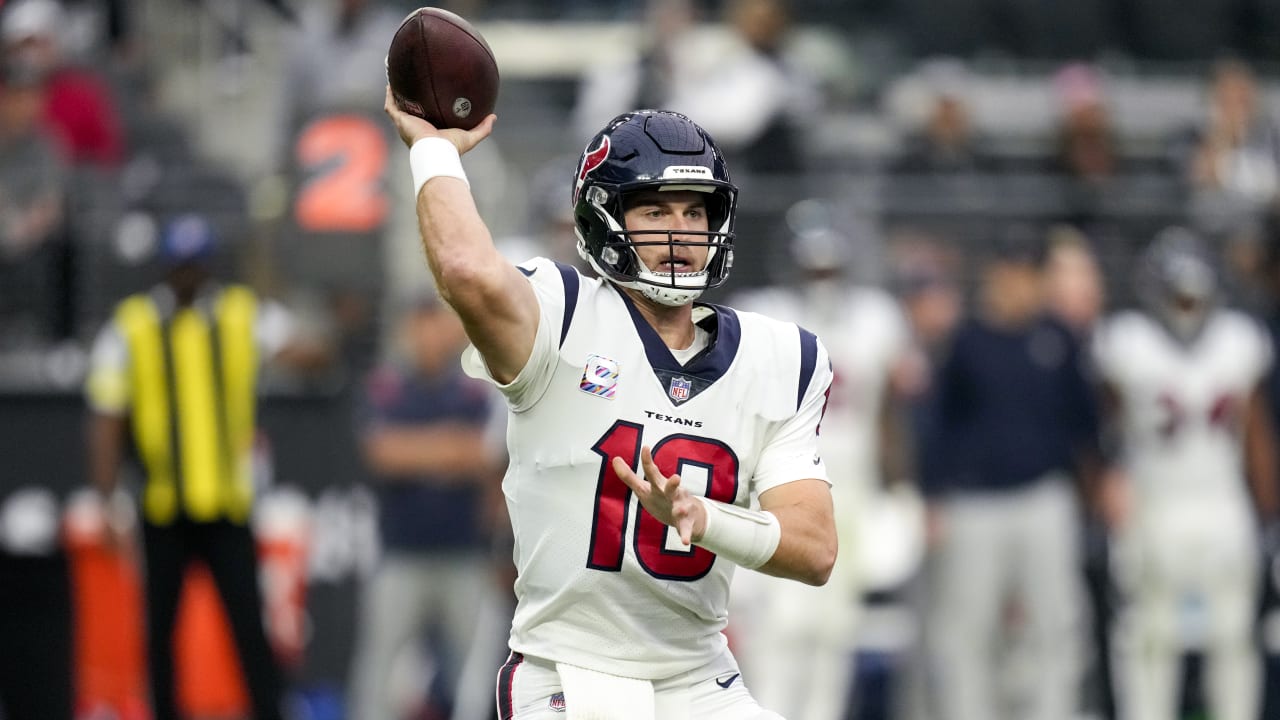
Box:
[1155,390,1241,440]
[588,422,740,580]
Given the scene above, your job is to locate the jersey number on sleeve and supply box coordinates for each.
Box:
[587,421,740,581]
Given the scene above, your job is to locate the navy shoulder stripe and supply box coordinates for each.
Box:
[553,261,580,348]
[797,326,819,411]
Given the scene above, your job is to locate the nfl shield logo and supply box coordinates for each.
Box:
[549,692,566,712]
[669,376,692,402]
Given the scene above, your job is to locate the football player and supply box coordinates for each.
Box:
[1092,227,1279,720]
[384,92,838,720]
[727,205,916,720]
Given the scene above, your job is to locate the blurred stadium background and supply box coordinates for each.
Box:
[3,0,1280,719]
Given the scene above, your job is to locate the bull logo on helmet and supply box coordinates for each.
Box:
[573,135,610,204]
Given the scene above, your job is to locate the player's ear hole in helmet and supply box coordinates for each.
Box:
[571,110,739,307]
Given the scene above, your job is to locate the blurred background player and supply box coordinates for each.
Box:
[1092,227,1279,720]
[729,199,914,720]
[347,292,506,720]
[84,213,326,720]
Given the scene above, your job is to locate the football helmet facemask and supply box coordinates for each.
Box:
[1137,226,1217,343]
[572,110,738,306]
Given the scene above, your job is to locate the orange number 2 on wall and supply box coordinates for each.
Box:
[294,114,390,234]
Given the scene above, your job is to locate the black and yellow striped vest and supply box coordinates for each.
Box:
[114,284,258,525]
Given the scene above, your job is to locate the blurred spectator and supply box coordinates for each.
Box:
[573,0,818,174]
[921,227,1098,720]
[891,59,997,176]
[1092,227,1277,720]
[729,200,913,720]
[1051,67,1107,172]
[0,56,67,347]
[2,0,123,167]
[84,214,327,720]
[1043,226,1106,338]
[1179,58,1280,206]
[1048,63,1124,230]
[1051,64,1117,183]
[347,293,505,720]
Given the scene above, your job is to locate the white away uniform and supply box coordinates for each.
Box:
[1092,308,1272,720]
[463,258,833,719]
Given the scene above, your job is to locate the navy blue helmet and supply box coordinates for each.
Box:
[1137,226,1217,342]
[572,110,738,306]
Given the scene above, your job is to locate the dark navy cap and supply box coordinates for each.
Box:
[159,213,218,264]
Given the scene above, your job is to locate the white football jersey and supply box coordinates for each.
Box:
[1092,309,1272,514]
[463,257,833,679]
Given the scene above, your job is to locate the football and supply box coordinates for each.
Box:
[386,7,499,130]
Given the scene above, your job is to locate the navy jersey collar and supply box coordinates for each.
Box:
[613,285,741,396]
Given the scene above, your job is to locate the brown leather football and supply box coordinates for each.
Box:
[386,7,499,130]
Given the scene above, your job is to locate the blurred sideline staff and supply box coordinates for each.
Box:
[921,227,1100,720]
[83,214,326,720]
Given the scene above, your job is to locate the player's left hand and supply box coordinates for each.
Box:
[613,446,707,546]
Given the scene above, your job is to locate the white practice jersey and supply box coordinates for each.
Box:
[733,284,908,486]
[463,257,833,679]
[1092,309,1272,514]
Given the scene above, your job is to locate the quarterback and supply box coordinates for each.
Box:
[384,90,837,720]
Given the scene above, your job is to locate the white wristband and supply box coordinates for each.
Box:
[410,136,469,197]
[694,496,781,569]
